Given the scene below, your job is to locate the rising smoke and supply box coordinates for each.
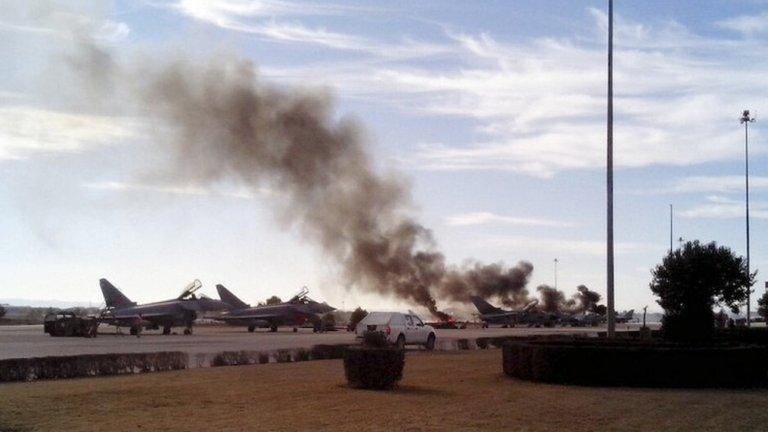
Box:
[67,37,544,318]
[536,284,602,314]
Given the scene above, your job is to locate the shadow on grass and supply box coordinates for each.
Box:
[337,383,450,396]
[502,375,768,395]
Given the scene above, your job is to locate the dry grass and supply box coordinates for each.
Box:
[1,350,767,432]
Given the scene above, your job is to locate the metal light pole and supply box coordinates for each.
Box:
[554,258,559,289]
[606,0,616,337]
[669,204,673,254]
[741,110,755,326]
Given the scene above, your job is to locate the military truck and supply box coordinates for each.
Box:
[43,311,99,337]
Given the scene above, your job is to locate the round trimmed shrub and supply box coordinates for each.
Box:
[362,330,390,347]
[503,339,768,388]
[344,346,404,390]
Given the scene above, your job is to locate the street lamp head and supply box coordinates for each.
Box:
[741,110,755,124]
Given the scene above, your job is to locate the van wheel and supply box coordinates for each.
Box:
[395,334,406,350]
[425,334,436,351]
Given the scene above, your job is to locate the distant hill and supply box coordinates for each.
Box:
[0,298,98,308]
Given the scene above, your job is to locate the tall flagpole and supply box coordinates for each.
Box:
[606,0,616,337]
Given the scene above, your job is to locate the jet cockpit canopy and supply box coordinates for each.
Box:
[178,279,203,300]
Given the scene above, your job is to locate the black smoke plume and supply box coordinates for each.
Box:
[573,284,602,313]
[536,285,569,313]
[69,40,537,318]
[535,284,602,314]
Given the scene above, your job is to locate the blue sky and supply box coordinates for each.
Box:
[1,0,767,314]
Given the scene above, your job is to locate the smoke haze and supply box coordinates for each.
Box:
[66,37,546,317]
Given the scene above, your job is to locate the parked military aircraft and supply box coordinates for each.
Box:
[99,279,232,335]
[615,309,635,324]
[561,312,604,327]
[215,285,336,332]
[470,296,556,328]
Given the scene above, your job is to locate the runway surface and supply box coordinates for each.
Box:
[0,323,648,360]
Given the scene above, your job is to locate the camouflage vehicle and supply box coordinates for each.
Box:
[44,311,99,338]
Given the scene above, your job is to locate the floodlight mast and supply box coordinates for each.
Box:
[606,0,616,337]
[669,204,673,254]
[741,110,755,327]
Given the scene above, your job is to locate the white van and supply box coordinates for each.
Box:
[355,312,436,350]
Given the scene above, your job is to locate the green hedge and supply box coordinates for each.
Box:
[344,346,404,390]
[0,352,187,382]
[503,339,768,388]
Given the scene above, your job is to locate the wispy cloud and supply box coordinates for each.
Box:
[680,195,768,219]
[669,176,768,194]
[82,181,266,199]
[177,0,365,51]
[445,211,574,228]
[173,0,450,59]
[0,8,129,43]
[0,106,136,160]
[242,8,768,177]
[717,11,768,36]
[482,236,655,256]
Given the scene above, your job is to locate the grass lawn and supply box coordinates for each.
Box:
[1,350,767,431]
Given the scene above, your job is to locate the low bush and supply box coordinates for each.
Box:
[344,346,404,390]
[293,348,311,362]
[362,330,390,348]
[0,352,187,382]
[310,344,349,360]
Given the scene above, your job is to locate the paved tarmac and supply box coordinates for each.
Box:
[0,323,650,360]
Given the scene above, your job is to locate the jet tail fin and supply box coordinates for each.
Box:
[470,296,501,315]
[216,284,249,309]
[99,279,135,308]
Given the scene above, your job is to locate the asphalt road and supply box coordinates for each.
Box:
[0,323,650,360]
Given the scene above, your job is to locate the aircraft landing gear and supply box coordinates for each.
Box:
[163,325,172,335]
[183,320,193,335]
[247,325,256,333]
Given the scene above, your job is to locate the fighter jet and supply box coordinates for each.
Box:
[215,285,336,332]
[470,296,555,328]
[615,309,635,324]
[561,311,604,327]
[98,278,232,335]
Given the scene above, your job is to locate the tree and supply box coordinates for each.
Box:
[348,307,368,331]
[758,291,768,323]
[650,240,754,341]
[322,312,336,330]
[265,296,282,306]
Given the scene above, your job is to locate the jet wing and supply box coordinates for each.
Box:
[216,312,285,322]
[100,312,178,326]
